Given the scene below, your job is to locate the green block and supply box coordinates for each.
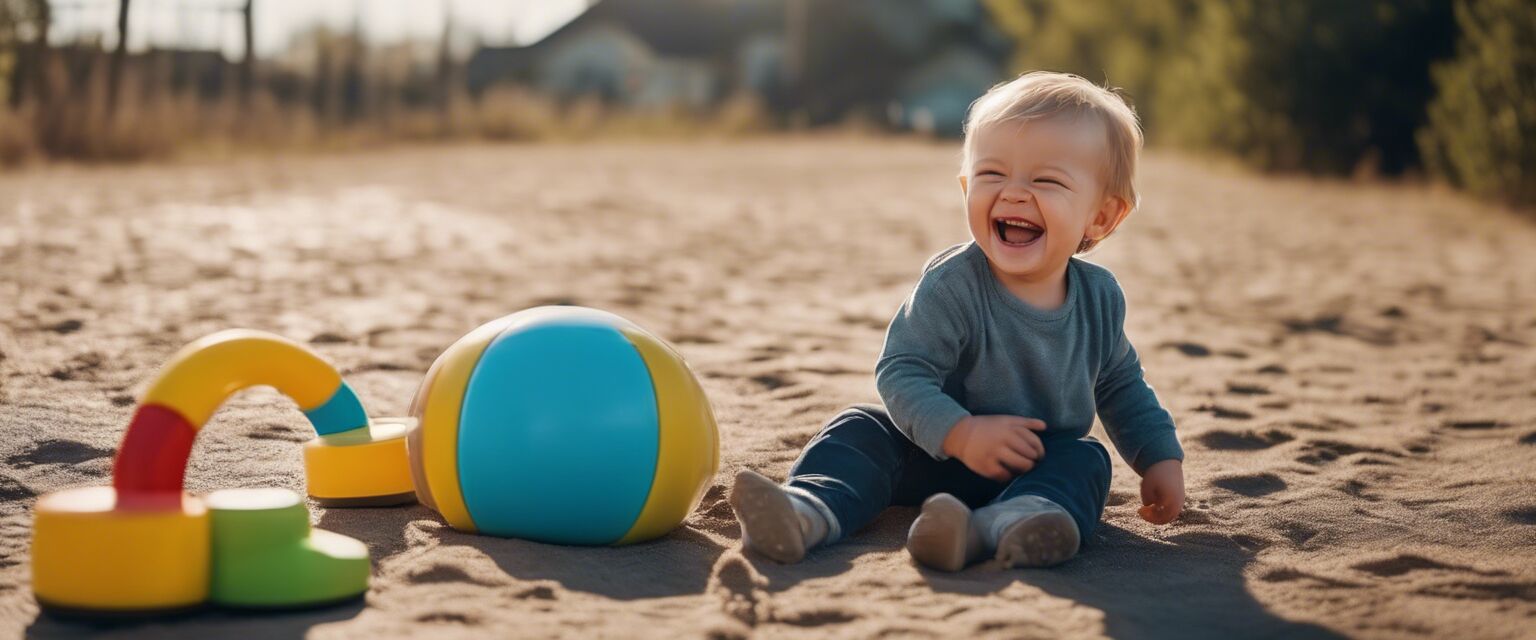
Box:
[206,488,370,608]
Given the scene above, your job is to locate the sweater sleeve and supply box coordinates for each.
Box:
[1094,287,1184,475]
[875,273,973,460]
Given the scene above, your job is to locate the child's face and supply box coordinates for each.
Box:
[961,116,1128,284]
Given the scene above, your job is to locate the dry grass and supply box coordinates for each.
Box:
[1,77,779,166]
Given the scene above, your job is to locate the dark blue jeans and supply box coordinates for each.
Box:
[786,404,1112,546]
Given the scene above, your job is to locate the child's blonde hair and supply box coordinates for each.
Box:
[962,71,1143,253]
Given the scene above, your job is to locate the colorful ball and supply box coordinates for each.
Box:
[406,307,719,545]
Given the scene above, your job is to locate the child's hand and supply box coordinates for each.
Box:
[1137,459,1184,524]
[941,415,1047,483]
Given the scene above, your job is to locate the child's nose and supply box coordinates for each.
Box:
[1001,185,1033,204]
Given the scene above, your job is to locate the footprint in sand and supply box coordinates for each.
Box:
[246,423,310,443]
[1212,472,1287,497]
[1403,436,1438,454]
[405,562,502,587]
[1502,506,1536,526]
[1284,417,1357,432]
[308,331,352,344]
[1195,429,1294,451]
[1418,581,1536,601]
[1193,403,1255,420]
[1351,553,1508,578]
[1226,382,1270,396]
[5,438,112,468]
[773,608,860,628]
[1160,341,1211,357]
[415,611,482,625]
[43,318,85,334]
[1257,567,1360,588]
[0,474,35,502]
[751,373,792,391]
[708,553,770,627]
[1165,530,1267,551]
[1279,522,1319,546]
[1520,432,1536,445]
[48,351,105,381]
[1294,440,1401,466]
[670,333,720,346]
[1444,419,1506,430]
[771,387,816,402]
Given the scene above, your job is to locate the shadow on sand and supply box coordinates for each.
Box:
[26,599,365,639]
[317,502,732,601]
[920,522,1347,639]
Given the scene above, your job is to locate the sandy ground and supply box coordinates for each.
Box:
[0,140,1533,639]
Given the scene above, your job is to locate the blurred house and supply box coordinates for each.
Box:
[465,0,1012,135]
[466,0,782,110]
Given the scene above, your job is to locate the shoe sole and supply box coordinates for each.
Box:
[994,510,1080,568]
[728,470,806,564]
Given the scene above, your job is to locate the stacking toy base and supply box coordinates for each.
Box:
[31,487,209,613]
[207,489,370,608]
[302,419,415,506]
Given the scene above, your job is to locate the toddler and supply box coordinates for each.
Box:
[729,71,1185,571]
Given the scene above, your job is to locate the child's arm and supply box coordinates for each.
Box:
[875,277,974,459]
[1095,337,1183,472]
[1094,288,1185,523]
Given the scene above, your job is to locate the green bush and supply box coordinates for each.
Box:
[987,0,1457,176]
[1417,0,1536,208]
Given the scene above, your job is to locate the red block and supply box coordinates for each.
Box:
[113,404,197,494]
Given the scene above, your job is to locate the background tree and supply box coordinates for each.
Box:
[1418,0,1536,207]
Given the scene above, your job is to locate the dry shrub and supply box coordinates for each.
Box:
[0,107,38,164]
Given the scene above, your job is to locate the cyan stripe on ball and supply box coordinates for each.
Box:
[410,306,719,546]
[456,320,660,545]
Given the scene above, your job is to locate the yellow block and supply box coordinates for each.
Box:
[32,487,209,611]
[303,421,415,500]
[413,317,520,533]
[615,327,720,545]
[141,330,343,427]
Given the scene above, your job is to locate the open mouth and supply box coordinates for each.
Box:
[994,218,1044,247]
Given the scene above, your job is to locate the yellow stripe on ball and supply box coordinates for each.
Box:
[615,327,720,545]
[414,318,518,533]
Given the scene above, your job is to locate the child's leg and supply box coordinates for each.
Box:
[731,404,997,563]
[974,436,1112,567]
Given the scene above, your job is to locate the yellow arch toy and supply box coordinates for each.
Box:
[31,330,411,614]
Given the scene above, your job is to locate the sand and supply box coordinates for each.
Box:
[1,139,1533,639]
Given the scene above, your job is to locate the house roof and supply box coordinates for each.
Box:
[526,0,783,58]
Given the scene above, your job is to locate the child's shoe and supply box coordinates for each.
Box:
[906,493,984,571]
[728,469,829,564]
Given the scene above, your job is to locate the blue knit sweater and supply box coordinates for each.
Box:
[875,242,1184,474]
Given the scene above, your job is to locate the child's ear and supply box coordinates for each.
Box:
[1087,194,1132,241]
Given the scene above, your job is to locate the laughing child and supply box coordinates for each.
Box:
[729,71,1185,571]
